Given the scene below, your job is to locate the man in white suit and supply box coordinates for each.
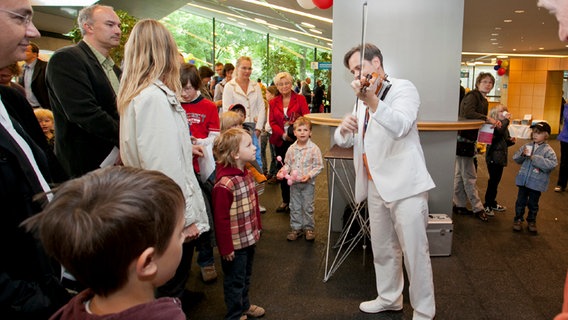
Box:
[334,43,436,320]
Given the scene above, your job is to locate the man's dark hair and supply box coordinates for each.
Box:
[343,43,384,69]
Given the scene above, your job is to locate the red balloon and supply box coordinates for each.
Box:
[497,67,506,76]
[312,0,333,9]
[497,59,502,66]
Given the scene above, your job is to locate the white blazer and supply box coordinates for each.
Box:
[334,78,435,203]
[222,78,266,131]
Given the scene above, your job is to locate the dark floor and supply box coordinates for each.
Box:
[185,136,568,320]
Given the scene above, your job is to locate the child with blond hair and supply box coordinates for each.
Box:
[34,108,55,148]
[212,128,265,320]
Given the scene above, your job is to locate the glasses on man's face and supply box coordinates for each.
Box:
[0,9,33,26]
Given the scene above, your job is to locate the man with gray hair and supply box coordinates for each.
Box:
[46,4,122,178]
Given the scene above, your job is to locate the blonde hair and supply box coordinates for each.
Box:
[293,116,312,130]
[273,72,293,87]
[34,108,53,121]
[220,111,244,132]
[117,19,181,115]
[214,128,249,168]
[489,104,507,119]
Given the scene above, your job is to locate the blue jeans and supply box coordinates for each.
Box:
[221,245,255,320]
[514,186,541,223]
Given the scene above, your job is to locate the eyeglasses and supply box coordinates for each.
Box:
[0,8,33,26]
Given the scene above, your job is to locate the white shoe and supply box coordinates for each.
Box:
[359,298,403,313]
[259,205,266,213]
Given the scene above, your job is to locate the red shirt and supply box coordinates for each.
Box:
[181,96,220,172]
[268,91,310,147]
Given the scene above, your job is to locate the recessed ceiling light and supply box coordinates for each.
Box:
[539,47,545,50]
[490,38,497,41]
[495,27,502,30]
[497,55,509,58]
[491,33,499,36]
[492,42,499,45]
[309,29,322,34]
[301,22,316,28]
[513,48,517,51]
[254,18,267,24]
[514,10,525,14]
[504,19,512,23]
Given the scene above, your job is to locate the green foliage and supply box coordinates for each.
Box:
[162,10,332,86]
[64,10,138,66]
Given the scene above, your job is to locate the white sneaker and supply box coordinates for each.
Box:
[259,205,266,213]
[359,298,402,313]
[484,207,495,217]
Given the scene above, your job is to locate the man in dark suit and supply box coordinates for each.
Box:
[46,4,122,178]
[19,42,50,109]
[0,0,72,318]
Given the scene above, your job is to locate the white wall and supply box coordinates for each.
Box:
[330,0,465,215]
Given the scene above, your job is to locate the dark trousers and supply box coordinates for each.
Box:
[514,186,541,223]
[221,245,255,320]
[275,142,292,204]
[557,141,568,189]
[484,162,504,208]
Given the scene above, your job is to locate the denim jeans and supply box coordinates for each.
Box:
[221,245,255,320]
[514,186,541,222]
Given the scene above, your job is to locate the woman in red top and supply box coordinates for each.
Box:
[269,71,310,212]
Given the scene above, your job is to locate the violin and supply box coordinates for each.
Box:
[360,72,391,100]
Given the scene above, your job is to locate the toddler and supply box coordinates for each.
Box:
[277,117,323,241]
[512,122,558,233]
[212,127,265,320]
[34,108,55,148]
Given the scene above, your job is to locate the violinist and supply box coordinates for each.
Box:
[334,43,436,320]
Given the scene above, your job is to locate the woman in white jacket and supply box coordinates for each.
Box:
[117,19,208,303]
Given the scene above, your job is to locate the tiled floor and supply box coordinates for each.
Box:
[186,132,567,320]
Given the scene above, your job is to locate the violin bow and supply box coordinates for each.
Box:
[355,1,369,113]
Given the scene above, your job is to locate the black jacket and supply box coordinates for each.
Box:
[19,59,51,109]
[46,41,121,178]
[0,97,71,318]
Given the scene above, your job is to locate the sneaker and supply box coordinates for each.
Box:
[305,229,316,241]
[259,205,266,213]
[527,222,538,233]
[484,207,495,217]
[491,204,506,212]
[200,265,218,282]
[513,220,522,232]
[287,229,303,241]
[555,186,564,192]
[474,209,488,222]
[244,304,265,318]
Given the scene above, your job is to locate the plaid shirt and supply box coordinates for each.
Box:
[213,164,262,256]
[283,139,323,185]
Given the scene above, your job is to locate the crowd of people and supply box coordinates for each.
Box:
[2,1,568,320]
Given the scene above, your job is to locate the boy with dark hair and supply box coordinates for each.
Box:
[22,166,188,319]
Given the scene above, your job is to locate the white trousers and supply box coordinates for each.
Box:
[367,181,436,320]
